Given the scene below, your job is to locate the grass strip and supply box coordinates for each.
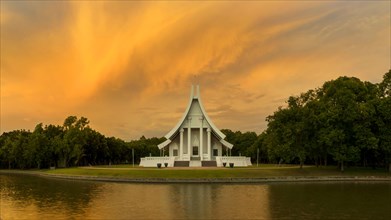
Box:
[40,166,391,179]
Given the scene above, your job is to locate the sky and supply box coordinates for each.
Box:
[1,1,390,140]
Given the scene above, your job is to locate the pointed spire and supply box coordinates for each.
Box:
[190,74,200,98]
[190,84,195,98]
[190,84,200,98]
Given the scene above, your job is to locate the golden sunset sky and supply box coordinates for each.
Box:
[1,1,390,140]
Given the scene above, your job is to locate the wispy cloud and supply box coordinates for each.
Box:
[1,1,389,140]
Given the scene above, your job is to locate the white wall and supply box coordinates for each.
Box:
[216,156,252,167]
[139,157,176,167]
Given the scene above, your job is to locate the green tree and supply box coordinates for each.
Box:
[63,116,77,130]
[378,70,391,171]
[59,116,90,167]
[249,132,268,163]
[28,123,50,168]
[265,108,296,165]
[321,77,370,171]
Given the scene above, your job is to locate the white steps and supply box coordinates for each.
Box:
[189,161,202,167]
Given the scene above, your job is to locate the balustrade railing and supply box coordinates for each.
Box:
[216,156,252,167]
[139,157,176,167]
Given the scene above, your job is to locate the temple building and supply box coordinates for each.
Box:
[140,85,251,167]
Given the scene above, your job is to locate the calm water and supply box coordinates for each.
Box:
[1,173,390,220]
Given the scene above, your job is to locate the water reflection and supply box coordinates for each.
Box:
[85,183,177,219]
[0,173,101,219]
[79,183,270,219]
[168,184,270,219]
[1,173,390,220]
[268,182,391,220]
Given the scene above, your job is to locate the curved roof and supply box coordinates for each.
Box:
[158,85,232,149]
[196,86,227,140]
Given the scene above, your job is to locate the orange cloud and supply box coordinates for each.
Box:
[1,1,390,139]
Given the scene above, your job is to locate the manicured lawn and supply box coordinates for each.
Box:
[41,165,391,179]
[94,164,140,168]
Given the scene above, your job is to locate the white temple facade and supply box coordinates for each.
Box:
[140,85,252,167]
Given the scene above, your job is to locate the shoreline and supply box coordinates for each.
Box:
[1,169,391,183]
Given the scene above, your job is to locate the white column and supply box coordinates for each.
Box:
[207,128,211,160]
[188,117,191,159]
[199,117,203,161]
[180,128,184,160]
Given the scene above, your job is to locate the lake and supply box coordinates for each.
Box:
[1,173,390,219]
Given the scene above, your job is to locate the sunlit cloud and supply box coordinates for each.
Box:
[1,1,389,140]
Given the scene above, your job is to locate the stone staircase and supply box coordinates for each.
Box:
[189,161,202,167]
[201,161,217,167]
[174,161,190,167]
[174,160,217,167]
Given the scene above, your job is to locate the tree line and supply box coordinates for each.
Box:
[0,116,164,169]
[0,70,390,171]
[259,70,391,171]
[221,71,390,172]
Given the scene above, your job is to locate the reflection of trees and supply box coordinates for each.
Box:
[0,173,102,217]
[268,183,391,220]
